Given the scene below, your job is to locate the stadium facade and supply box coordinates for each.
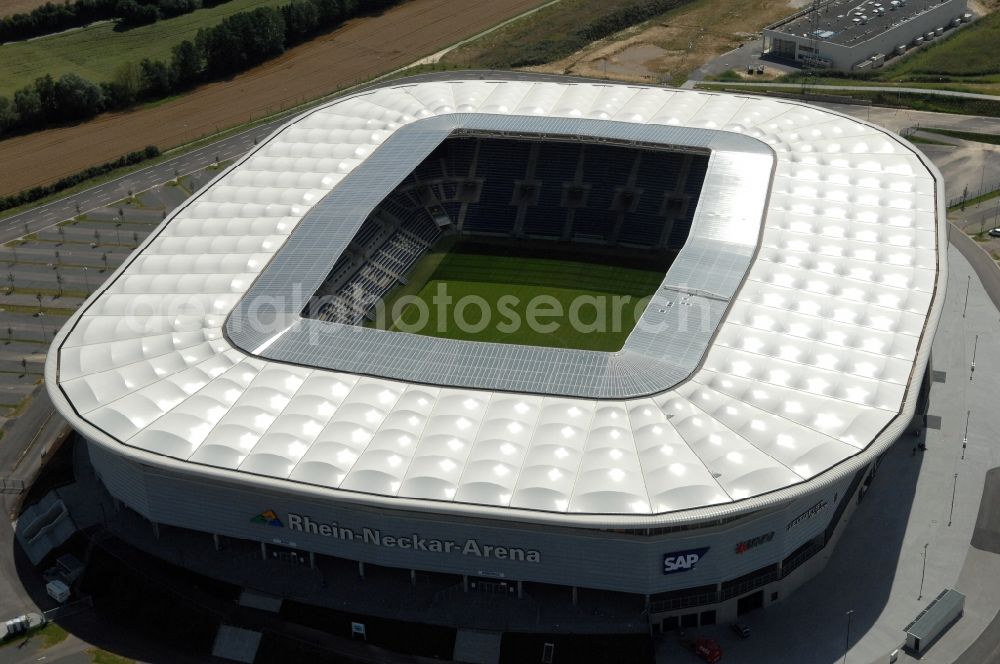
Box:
[47,75,945,631]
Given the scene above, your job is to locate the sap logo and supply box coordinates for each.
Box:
[663,547,709,574]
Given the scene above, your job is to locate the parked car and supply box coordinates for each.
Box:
[731,622,751,639]
[989,228,1000,238]
[683,636,722,662]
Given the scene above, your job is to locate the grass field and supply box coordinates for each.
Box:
[441,0,695,70]
[0,0,546,196]
[0,0,286,96]
[921,127,1000,145]
[2,0,57,17]
[513,0,800,87]
[380,244,667,351]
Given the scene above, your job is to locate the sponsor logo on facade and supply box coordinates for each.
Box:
[251,509,283,527]
[663,547,709,574]
[786,499,828,531]
[734,531,774,554]
[255,511,541,563]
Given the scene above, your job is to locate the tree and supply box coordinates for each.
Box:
[32,74,58,123]
[199,23,241,76]
[52,73,104,121]
[0,96,16,136]
[115,0,158,26]
[282,0,319,44]
[307,0,345,25]
[108,61,142,107]
[169,40,202,87]
[13,85,43,128]
[201,8,285,76]
[140,58,172,98]
[158,0,196,18]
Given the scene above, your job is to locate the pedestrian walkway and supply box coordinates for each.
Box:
[695,81,1000,101]
[657,243,1000,663]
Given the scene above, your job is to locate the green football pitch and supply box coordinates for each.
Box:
[375,243,667,351]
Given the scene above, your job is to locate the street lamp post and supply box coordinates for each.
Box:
[843,609,854,664]
[918,543,929,600]
[83,266,90,295]
[963,275,970,318]
[971,334,979,380]
[949,473,958,526]
[963,410,970,460]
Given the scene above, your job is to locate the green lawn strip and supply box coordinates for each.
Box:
[87,648,135,664]
[919,127,1000,145]
[0,260,118,270]
[2,337,50,345]
[3,286,89,298]
[906,135,954,146]
[0,303,76,316]
[949,188,1000,210]
[0,622,68,649]
[0,0,288,96]
[873,11,1000,81]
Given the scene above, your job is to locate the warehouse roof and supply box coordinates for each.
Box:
[46,77,945,527]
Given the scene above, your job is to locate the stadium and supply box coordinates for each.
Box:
[46,75,945,637]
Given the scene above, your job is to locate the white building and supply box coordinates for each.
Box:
[764,0,970,70]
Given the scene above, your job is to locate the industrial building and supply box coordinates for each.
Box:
[764,0,971,70]
[47,76,946,635]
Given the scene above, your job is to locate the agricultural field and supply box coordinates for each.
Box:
[0,0,546,196]
[1,0,55,17]
[445,0,808,87]
[0,0,287,96]
[382,243,667,351]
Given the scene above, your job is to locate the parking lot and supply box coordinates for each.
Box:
[0,164,227,433]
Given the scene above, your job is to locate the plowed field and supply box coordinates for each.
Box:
[0,0,546,196]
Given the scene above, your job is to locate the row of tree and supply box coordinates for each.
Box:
[0,0,403,139]
[0,145,160,213]
[0,0,225,44]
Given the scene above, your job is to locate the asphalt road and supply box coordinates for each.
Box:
[949,223,1000,313]
[0,122,280,246]
[697,81,1000,100]
[0,70,611,248]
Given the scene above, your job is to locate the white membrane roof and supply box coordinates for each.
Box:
[47,78,945,525]
[228,114,773,399]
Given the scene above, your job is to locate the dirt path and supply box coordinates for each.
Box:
[0,0,545,196]
[523,0,801,86]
